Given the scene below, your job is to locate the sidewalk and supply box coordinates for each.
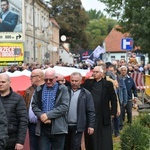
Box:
[132,108,139,117]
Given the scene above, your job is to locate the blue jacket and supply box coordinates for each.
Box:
[124,76,137,100]
[0,11,18,32]
[117,78,127,105]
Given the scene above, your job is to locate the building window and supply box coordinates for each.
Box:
[111,56,115,61]
[121,56,125,59]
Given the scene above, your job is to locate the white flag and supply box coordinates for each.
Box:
[85,45,105,66]
[93,45,105,58]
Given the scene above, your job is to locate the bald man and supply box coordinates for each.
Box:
[0,73,28,150]
[24,69,45,150]
[56,73,66,85]
[32,69,69,150]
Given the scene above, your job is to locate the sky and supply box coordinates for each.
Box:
[81,0,106,13]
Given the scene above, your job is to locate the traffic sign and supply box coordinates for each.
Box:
[121,38,133,50]
[0,33,23,41]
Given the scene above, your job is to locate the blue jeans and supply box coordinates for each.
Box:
[29,123,39,150]
[39,124,66,150]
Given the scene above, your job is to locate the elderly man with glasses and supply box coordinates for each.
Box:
[32,69,69,150]
[24,69,45,150]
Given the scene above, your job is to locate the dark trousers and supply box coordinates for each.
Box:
[122,101,133,123]
[39,125,66,150]
[29,123,39,150]
[64,126,83,150]
[112,116,120,136]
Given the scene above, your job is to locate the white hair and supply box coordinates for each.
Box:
[120,65,127,70]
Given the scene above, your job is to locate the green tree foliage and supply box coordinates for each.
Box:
[50,0,89,53]
[86,9,105,20]
[98,0,150,57]
[85,16,117,50]
[50,0,117,53]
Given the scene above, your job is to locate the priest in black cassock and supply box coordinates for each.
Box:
[83,65,117,150]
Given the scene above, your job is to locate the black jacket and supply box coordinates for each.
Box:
[68,87,95,132]
[1,88,28,149]
[83,78,117,125]
[0,98,8,149]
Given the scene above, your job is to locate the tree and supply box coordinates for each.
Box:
[85,16,117,50]
[86,9,105,20]
[98,0,150,58]
[50,0,89,53]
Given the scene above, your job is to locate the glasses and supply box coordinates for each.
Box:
[30,75,39,78]
[44,77,55,82]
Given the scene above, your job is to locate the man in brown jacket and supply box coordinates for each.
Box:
[24,69,45,150]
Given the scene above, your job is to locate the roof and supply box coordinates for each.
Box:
[104,27,127,53]
[50,18,60,28]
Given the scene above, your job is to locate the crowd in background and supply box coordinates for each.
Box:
[0,58,150,75]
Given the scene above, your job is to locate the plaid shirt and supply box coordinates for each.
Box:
[42,82,58,113]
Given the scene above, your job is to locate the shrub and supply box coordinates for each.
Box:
[120,113,150,150]
[138,113,150,128]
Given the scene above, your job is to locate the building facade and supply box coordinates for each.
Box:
[24,0,60,64]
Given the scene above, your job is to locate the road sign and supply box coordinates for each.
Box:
[121,38,133,50]
[0,33,23,41]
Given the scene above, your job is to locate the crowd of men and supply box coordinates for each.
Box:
[0,58,145,150]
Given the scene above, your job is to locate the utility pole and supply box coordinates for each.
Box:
[33,0,36,62]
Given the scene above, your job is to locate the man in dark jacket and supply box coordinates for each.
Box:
[32,69,69,150]
[64,72,95,150]
[0,98,8,149]
[0,73,28,150]
[0,0,18,32]
[83,66,117,150]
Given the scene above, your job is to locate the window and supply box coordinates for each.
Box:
[121,56,125,59]
[111,56,115,61]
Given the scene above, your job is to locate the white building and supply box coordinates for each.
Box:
[59,46,74,65]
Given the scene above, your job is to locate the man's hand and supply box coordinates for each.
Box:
[44,119,51,124]
[0,19,2,23]
[40,113,48,122]
[116,111,121,117]
[15,143,23,150]
[87,127,94,135]
[111,115,115,118]
[133,97,138,103]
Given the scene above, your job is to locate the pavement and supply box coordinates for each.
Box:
[132,108,139,117]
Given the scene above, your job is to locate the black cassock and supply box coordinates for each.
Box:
[85,80,113,150]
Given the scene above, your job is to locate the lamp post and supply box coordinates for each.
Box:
[33,0,36,62]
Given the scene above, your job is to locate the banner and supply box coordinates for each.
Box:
[0,43,24,65]
[0,0,24,41]
[80,50,93,61]
[86,45,105,66]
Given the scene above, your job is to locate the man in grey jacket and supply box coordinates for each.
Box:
[65,72,95,150]
[32,69,69,150]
